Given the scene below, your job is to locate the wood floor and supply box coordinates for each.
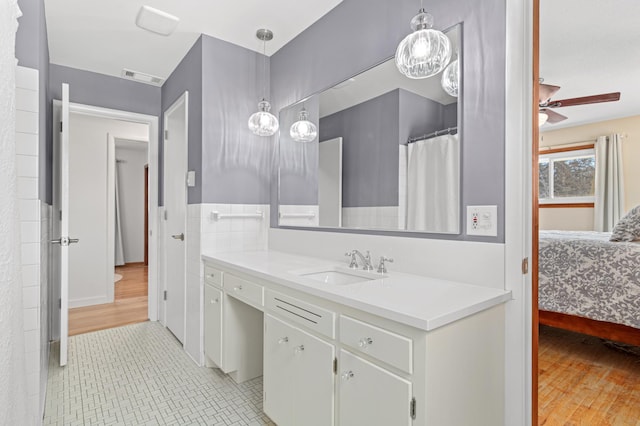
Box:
[539,325,640,425]
[68,263,148,336]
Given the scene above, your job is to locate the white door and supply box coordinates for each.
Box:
[164,92,188,343]
[319,137,342,227]
[52,83,77,366]
[339,350,412,426]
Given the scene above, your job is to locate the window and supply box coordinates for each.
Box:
[538,147,595,204]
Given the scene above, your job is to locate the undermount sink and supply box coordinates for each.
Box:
[293,266,384,286]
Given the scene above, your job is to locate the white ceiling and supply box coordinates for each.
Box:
[44,0,343,80]
[540,0,640,129]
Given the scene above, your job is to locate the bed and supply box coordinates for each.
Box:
[538,230,640,346]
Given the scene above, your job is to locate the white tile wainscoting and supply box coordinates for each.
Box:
[16,65,49,423]
[184,203,270,365]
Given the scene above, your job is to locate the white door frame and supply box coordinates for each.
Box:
[162,91,189,342]
[53,100,161,322]
[504,0,534,424]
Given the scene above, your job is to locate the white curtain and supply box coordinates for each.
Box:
[0,0,30,423]
[114,161,125,266]
[407,134,460,233]
[594,134,625,231]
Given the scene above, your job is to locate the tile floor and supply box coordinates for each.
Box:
[44,322,275,425]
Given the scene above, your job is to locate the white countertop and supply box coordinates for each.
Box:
[202,250,512,332]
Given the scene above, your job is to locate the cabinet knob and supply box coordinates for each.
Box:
[294,345,305,354]
[234,285,243,291]
[210,298,219,304]
[207,273,215,279]
[278,337,289,344]
[358,337,373,348]
[341,370,355,381]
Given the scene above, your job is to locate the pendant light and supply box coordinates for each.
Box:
[248,29,279,137]
[290,106,318,143]
[441,57,459,97]
[395,4,451,79]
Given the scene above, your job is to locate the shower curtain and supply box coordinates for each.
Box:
[1,0,30,423]
[114,161,125,266]
[407,134,460,233]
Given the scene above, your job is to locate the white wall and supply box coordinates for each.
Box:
[68,113,148,308]
[115,141,148,263]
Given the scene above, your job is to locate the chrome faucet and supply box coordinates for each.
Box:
[348,250,373,271]
[376,256,394,274]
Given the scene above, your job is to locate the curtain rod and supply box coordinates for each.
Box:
[539,133,627,150]
[407,126,458,144]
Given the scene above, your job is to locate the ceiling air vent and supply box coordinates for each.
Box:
[121,68,165,86]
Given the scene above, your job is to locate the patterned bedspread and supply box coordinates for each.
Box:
[539,230,640,329]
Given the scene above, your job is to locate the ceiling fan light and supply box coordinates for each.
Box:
[395,9,452,79]
[538,111,549,126]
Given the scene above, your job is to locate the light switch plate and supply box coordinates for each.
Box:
[186,170,196,187]
[466,205,498,236]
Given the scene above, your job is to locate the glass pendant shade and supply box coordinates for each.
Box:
[289,108,318,142]
[395,9,452,79]
[248,99,279,137]
[441,58,459,97]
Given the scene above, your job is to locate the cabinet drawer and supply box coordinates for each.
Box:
[204,284,223,368]
[340,315,413,374]
[265,290,335,339]
[225,274,264,307]
[204,264,223,288]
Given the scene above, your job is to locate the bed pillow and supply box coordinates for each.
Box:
[610,205,640,242]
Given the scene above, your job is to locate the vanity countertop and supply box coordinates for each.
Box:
[202,250,511,332]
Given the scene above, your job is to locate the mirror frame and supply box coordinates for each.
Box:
[275,23,464,239]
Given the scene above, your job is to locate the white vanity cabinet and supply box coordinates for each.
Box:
[339,349,412,426]
[264,314,335,426]
[203,283,223,368]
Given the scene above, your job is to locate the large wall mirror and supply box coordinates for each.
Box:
[278,24,461,234]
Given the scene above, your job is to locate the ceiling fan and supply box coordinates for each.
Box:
[538,81,621,125]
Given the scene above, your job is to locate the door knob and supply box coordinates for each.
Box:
[171,233,185,241]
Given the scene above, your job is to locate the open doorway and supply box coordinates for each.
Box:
[534,0,640,423]
[51,100,159,349]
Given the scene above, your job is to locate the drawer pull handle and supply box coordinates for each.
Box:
[278,337,289,344]
[234,285,243,291]
[358,337,373,348]
[341,370,354,381]
[294,345,305,354]
[210,298,219,304]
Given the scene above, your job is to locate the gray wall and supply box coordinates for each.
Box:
[16,0,50,204]
[161,37,203,205]
[200,35,273,205]
[321,90,400,207]
[398,89,452,146]
[270,0,506,242]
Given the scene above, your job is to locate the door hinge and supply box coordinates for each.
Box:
[163,290,167,301]
[58,298,61,309]
[410,397,416,420]
[164,130,169,140]
[164,210,168,221]
[60,121,63,132]
[333,357,337,374]
[522,257,529,275]
[59,210,62,221]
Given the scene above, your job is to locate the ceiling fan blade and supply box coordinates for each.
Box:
[540,108,568,124]
[549,92,620,108]
[539,83,561,103]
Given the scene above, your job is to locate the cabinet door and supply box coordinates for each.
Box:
[204,284,223,368]
[264,315,295,426]
[294,328,335,426]
[339,350,412,426]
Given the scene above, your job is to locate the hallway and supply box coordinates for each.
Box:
[69,264,148,336]
[44,322,272,425]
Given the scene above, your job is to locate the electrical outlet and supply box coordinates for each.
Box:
[466,205,498,236]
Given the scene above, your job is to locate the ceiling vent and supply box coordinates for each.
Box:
[121,68,165,86]
[135,5,179,36]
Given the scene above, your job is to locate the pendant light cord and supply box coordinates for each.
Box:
[262,38,267,101]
